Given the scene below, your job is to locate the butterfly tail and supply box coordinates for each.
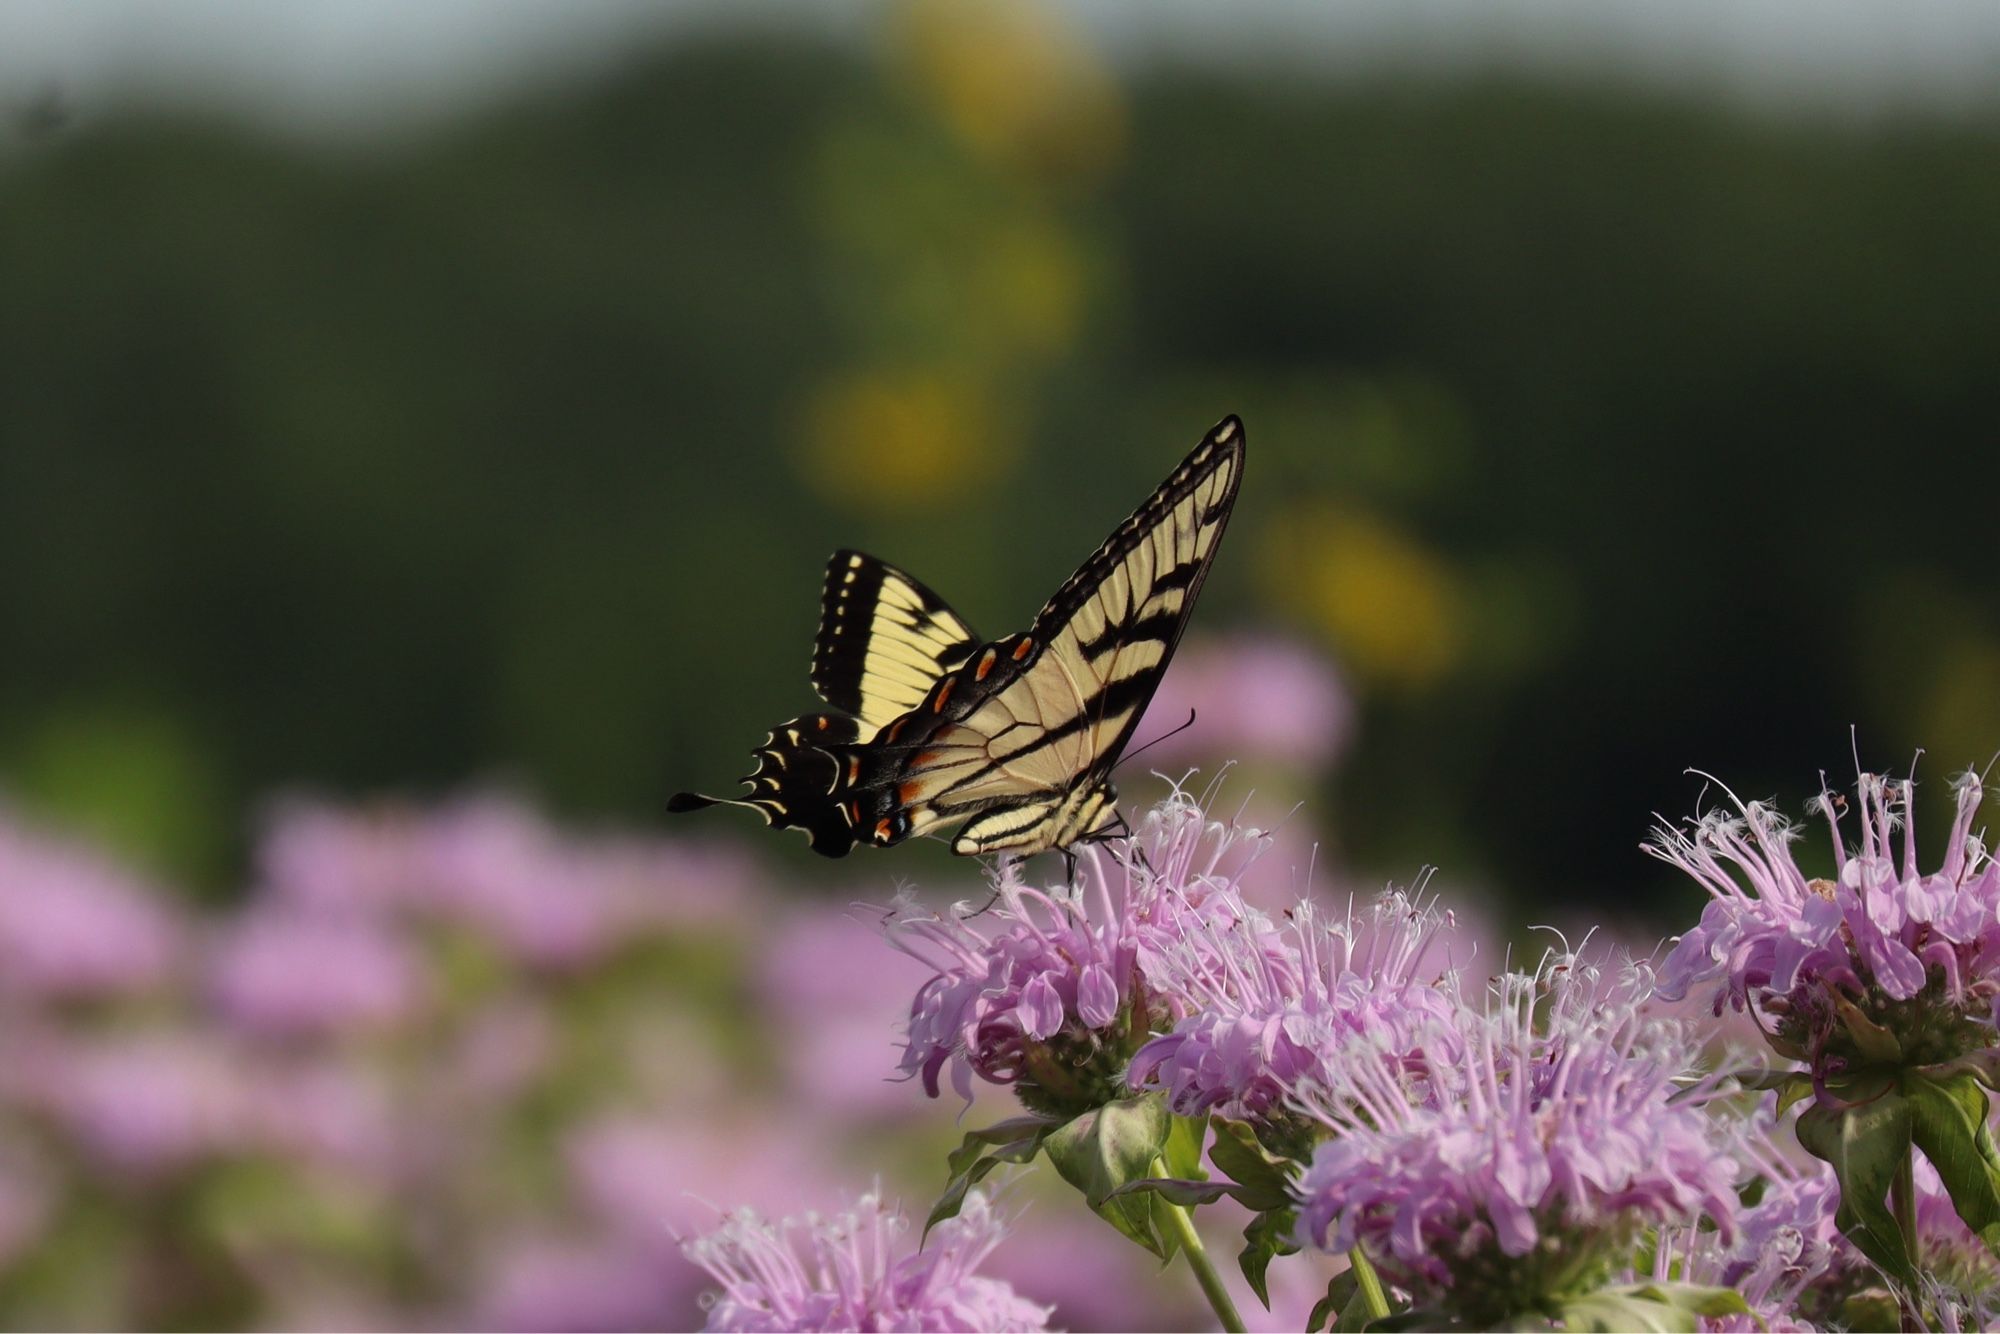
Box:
[667,713,863,857]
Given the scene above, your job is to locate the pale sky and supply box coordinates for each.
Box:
[2,0,1997,136]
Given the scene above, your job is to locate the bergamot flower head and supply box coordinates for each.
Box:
[884,791,1268,1118]
[1127,887,1464,1159]
[1649,767,2000,1080]
[1293,953,1744,1328]
[681,1187,1050,1333]
[1647,1112,1843,1333]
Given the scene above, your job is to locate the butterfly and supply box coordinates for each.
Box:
[668,415,1244,859]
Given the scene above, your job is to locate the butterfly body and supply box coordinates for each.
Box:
[670,415,1244,859]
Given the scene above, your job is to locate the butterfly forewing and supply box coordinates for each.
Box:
[811,550,981,738]
[1026,418,1242,773]
[861,416,1245,854]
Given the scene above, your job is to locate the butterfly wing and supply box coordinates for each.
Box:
[667,713,864,856]
[849,415,1246,856]
[811,550,981,739]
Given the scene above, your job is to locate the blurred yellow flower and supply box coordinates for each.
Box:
[797,370,1014,513]
[972,212,1087,359]
[1858,572,2000,761]
[1260,503,1463,688]
[889,0,1125,183]
[811,122,1090,366]
[1913,636,2000,761]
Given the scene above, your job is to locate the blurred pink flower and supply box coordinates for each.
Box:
[0,1148,50,1270]
[444,997,556,1103]
[43,1031,251,1174]
[567,1113,842,1246]
[242,1058,399,1177]
[256,799,427,916]
[206,909,427,1039]
[1136,635,1352,774]
[257,793,762,969]
[981,1205,1193,1332]
[473,1234,680,1333]
[757,904,937,1117]
[0,811,184,1000]
[567,1112,858,1327]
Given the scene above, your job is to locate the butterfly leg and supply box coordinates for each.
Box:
[963,853,1019,920]
[1093,810,1153,875]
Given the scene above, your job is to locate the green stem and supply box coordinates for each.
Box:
[1892,1144,1918,1262]
[1347,1245,1391,1324]
[1892,1145,1925,1333]
[1151,1156,1245,1333]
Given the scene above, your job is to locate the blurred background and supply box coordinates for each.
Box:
[0,0,1996,1327]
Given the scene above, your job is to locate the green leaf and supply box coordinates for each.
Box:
[1629,1282,1757,1320]
[1042,1093,1176,1259]
[1832,995,1904,1064]
[1841,1290,1902,1331]
[1207,1115,1296,1212]
[1795,1088,1915,1285]
[1557,1290,1695,1332]
[1554,1283,1753,1333]
[1906,1068,2000,1254]
[1105,1176,1240,1208]
[1236,1207,1298,1309]
[1307,1271,1356,1333]
[926,1120,1054,1240]
[960,1112,1065,1147]
[1772,1072,1814,1116]
[940,1114,1058,1180]
[1163,1109,1209,1181]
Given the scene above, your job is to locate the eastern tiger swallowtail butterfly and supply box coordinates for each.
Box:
[668,415,1244,858]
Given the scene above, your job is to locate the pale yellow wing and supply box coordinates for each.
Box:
[811,550,980,739]
[860,417,1245,857]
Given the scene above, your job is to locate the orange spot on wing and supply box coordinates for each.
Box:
[845,801,860,825]
[932,677,956,713]
[975,648,997,680]
[898,781,924,804]
[816,716,829,731]
[1012,638,1035,661]
[846,756,860,783]
[913,750,940,767]
[885,717,907,743]
[874,818,894,841]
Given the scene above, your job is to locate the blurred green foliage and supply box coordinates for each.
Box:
[2,11,1997,915]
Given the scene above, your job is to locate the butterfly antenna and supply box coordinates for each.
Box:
[1118,709,1198,771]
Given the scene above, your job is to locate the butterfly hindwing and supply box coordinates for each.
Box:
[666,713,863,857]
[854,416,1246,856]
[811,550,981,738]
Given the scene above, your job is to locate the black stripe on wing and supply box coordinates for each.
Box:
[667,713,863,857]
[811,550,981,735]
[1029,414,1245,770]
